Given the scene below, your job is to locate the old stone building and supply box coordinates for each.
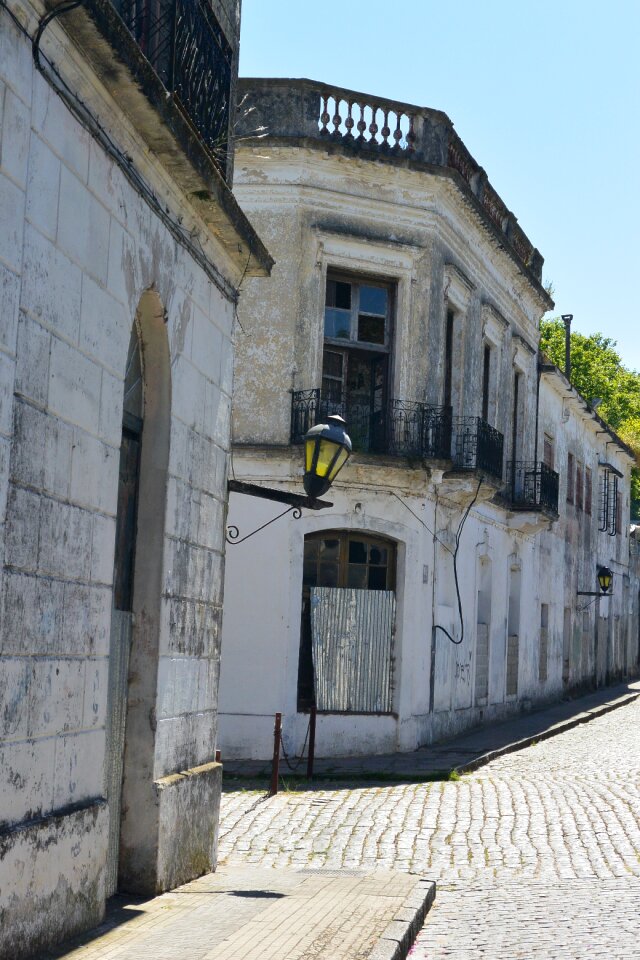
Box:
[0,2,270,956]
[217,78,638,762]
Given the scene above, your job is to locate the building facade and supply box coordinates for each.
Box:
[218,78,637,762]
[0,2,271,956]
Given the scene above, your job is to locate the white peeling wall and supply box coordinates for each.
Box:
[0,5,235,954]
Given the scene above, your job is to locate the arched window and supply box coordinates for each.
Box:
[298,531,397,714]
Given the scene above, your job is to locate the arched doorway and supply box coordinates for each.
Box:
[104,291,171,896]
[298,530,397,714]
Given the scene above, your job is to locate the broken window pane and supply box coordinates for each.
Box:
[326,279,352,309]
[358,314,385,344]
[368,567,387,590]
[320,538,340,560]
[349,540,367,564]
[369,545,387,565]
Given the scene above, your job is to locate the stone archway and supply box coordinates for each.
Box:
[105,290,171,896]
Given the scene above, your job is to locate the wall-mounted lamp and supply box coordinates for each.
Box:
[226,415,352,543]
[577,564,614,597]
[303,414,352,499]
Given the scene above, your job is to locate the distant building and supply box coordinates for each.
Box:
[218,78,637,762]
[0,2,270,956]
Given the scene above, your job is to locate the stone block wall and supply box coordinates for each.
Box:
[0,3,241,954]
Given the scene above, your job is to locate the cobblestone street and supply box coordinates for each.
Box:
[219,697,640,957]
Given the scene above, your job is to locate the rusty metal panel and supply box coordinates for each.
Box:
[310,587,395,713]
[104,609,132,897]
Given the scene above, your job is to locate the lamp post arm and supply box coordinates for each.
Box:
[228,479,332,511]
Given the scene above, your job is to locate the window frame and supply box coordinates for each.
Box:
[324,272,394,354]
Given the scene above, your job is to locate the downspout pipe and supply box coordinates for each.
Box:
[562,314,573,382]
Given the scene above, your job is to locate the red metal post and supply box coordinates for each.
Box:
[306,705,316,780]
[215,749,221,763]
[270,712,282,795]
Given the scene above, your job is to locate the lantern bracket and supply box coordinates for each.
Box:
[226,479,332,545]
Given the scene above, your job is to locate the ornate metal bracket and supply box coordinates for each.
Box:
[225,479,332,545]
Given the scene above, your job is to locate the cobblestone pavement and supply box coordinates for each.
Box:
[219,697,640,957]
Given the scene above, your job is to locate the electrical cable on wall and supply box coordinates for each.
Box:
[433,478,483,646]
[1,0,239,304]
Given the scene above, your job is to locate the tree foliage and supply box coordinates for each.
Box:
[540,318,640,521]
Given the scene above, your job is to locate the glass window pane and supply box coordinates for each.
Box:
[320,538,340,560]
[347,564,368,588]
[369,546,387,566]
[303,558,317,585]
[348,540,367,564]
[318,562,339,587]
[368,567,387,590]
[358,314,385,344]
[304,539,319,561]
[325,308,351,339]
[359,285,387,315]
[323,351,344,378]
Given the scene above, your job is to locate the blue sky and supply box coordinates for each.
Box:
[239,0,640,371]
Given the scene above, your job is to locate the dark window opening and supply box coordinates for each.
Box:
[113,329,143,612]
[567,452,575,504]
[511,371,521,461]
[444,310,454,409]
[482,344,491,423]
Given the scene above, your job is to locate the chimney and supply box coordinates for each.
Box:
[561,314,573,381]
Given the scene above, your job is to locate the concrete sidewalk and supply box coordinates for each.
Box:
[35,867,436,960]
[224,680,640,781]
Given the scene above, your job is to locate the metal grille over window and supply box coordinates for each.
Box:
[599,469,619,535]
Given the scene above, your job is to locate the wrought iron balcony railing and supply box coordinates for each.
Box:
[451,417,504,482]
[504,461,560,515]
[291,392,504,482]
[113,0,232,176]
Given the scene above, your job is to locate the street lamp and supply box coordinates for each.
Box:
[577,564,614,597]
[597,565,613,595]
[303,415,352,499]
[226,415,352,543]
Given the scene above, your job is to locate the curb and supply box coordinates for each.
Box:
[368,878,436,960]
[454,691,640,776]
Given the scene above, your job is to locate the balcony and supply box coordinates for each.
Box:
[237,78,550,290]
[53,0,272,277]
[290,391,504,482]
[502,461,560,517]
[113,0,232,176]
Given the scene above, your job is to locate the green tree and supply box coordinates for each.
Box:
[540,318,640,521]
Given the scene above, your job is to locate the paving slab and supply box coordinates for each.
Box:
[34,867,436,960]
[223,680,640,781]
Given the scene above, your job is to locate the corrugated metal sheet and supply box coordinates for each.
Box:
[310,587,395,713]
[104,609,132,898]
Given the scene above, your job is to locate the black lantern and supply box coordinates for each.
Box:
[597,565,613,594]
[303,415,352,499]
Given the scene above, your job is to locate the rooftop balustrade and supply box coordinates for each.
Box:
[238,78,545,283]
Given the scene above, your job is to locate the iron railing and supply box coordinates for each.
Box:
[504,461,560,515]
[112,0,232,175]
[291,391,503,479]
[290,390,452,459]
[452,417,504,482]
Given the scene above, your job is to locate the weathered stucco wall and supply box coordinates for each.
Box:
[0,2,247,954]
